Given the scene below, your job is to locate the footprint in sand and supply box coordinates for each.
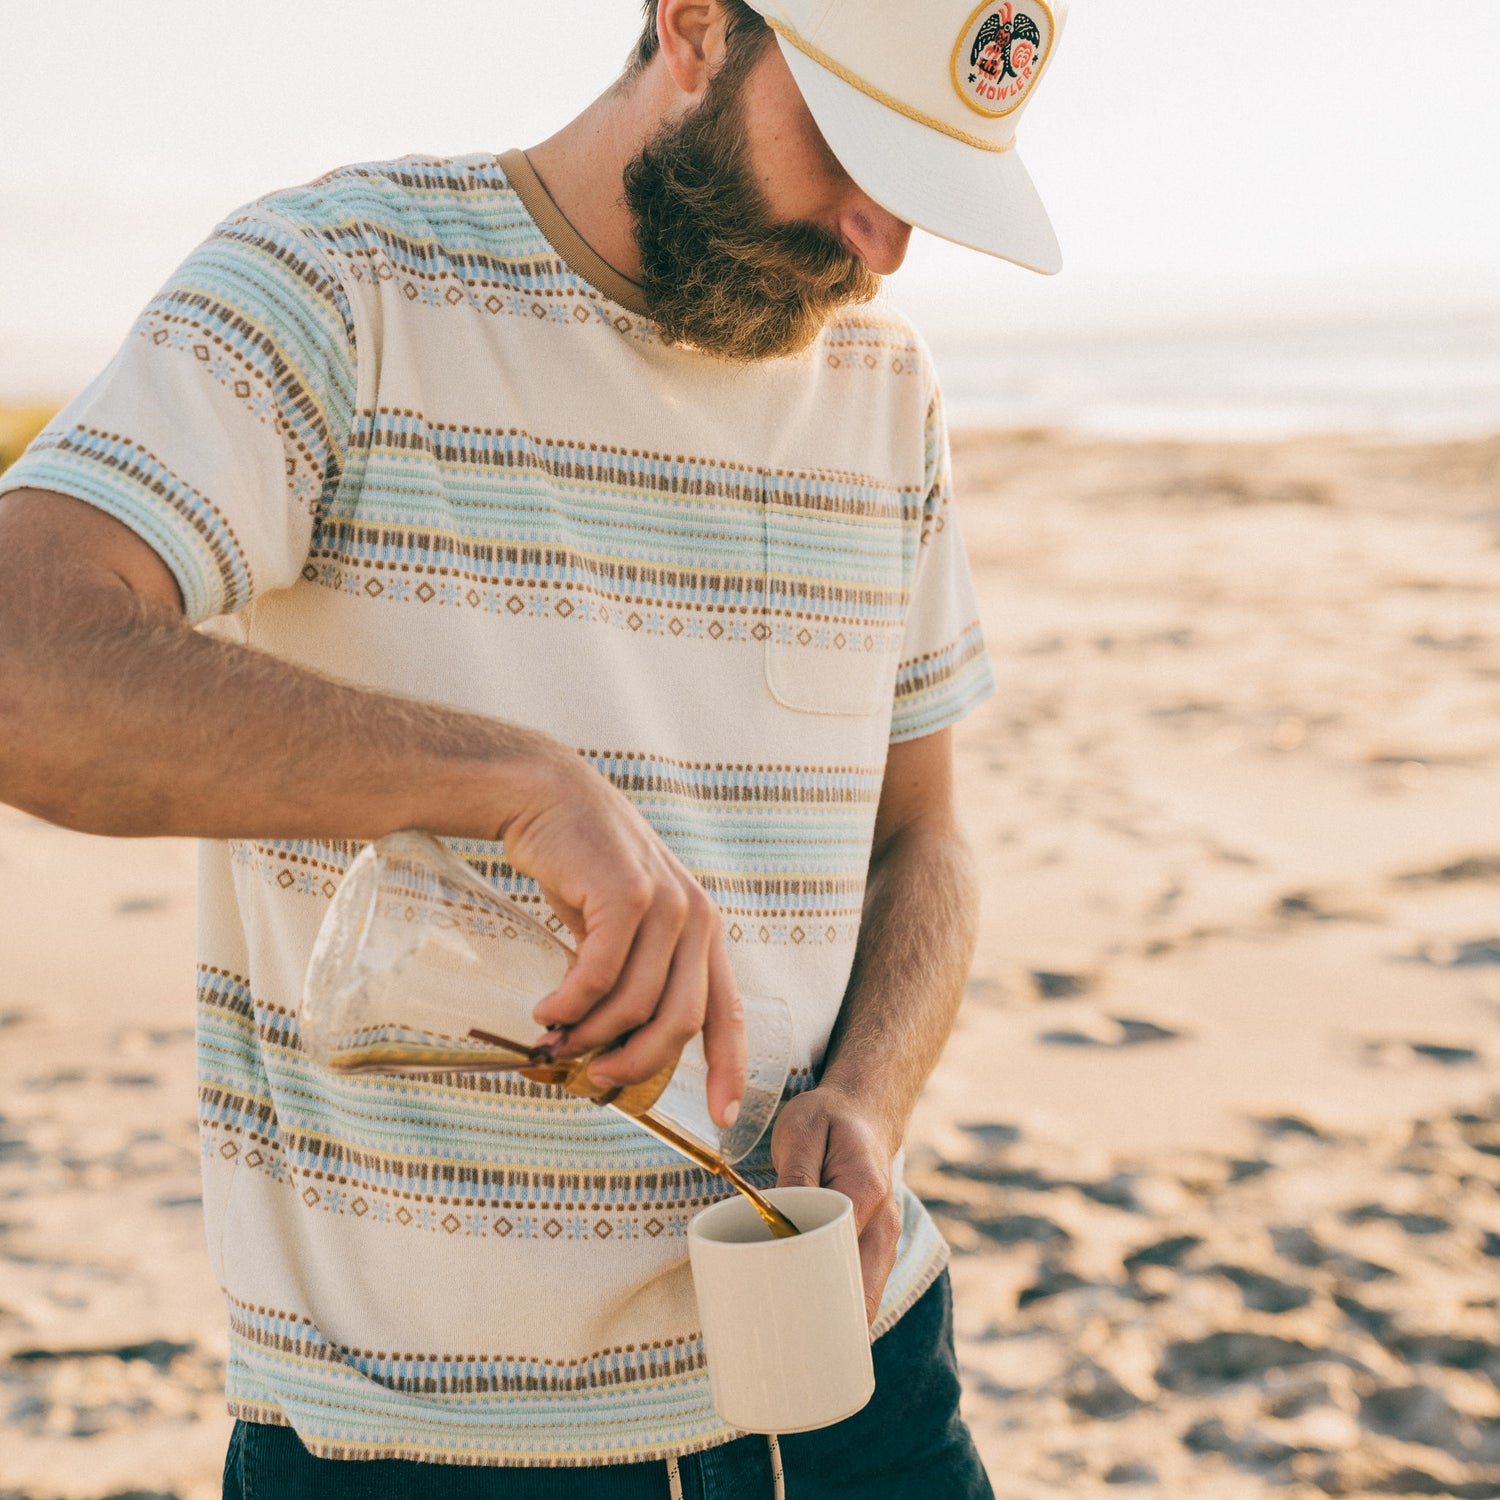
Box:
[1410,937,1500,967]
[1030,970,1093,999]
[1039,1016,1185,1048]
[1205,1264,1314,1314]
[1360,1039,1482,1068]
[114,895,171,915]
[1396,855,1500,885]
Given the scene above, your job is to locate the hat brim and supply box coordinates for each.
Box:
[773,34,1063,275]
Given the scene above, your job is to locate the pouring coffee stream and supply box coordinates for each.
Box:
[324,1024,801,1240]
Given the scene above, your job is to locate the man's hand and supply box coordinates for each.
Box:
[771,1085,903,1325]
[502,752,747,1130]
[766,730,976,1324]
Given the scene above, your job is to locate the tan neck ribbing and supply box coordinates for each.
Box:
[498,148,652,319]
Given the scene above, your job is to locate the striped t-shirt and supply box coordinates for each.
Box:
[1,149,996,1466]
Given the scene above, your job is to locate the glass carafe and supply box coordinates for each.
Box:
[300,830,794,1168]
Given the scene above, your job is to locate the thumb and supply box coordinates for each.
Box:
[771,1104,829,1189]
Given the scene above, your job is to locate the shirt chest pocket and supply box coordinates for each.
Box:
[761,478,911,717]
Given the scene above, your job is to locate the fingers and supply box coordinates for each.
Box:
[503,757,740,1102]
[857,1197,903,1325]
[545,888,689,1052]
[700,933,747,1129]
[772,1098,830,1188]
[774,1100,900,1323]
[582,916,709,1091]
[531,888,649,1030]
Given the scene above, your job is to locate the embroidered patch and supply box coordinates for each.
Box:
[952,0,1055,118]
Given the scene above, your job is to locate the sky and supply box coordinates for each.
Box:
[1,1,1498,407]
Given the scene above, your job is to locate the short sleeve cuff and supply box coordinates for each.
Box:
[0,433,251,623]
[889,621,997,743]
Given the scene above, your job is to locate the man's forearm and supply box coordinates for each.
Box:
[0,566,562,842]
[0,490,744,1103]
[819,818,980,1154]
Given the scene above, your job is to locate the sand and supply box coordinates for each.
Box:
[3,429,1500,1498]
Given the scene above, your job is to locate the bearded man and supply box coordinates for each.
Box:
[0,0,1065,1494]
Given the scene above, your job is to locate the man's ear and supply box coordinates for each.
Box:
[654,0,732,100]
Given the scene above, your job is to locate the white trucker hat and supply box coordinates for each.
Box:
[741,0,1067,273]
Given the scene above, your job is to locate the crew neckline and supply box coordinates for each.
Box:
[498,148,652,320]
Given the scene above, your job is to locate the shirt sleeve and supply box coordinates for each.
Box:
[0,198,359,624]
[888,380,998,744]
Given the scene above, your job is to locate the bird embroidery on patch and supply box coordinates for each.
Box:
[952,0,1054,118]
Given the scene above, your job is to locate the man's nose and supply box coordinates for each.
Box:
[838,192,913,275]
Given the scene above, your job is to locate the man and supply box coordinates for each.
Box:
[0,0,1066,1492]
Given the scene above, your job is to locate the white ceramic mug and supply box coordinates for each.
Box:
[688,1186,875,1433]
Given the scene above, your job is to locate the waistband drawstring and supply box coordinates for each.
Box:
[666,1435,784,1498]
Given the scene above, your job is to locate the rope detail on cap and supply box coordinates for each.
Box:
[763,16,1018,154]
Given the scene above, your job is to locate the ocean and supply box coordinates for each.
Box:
[924,309,1500,442]
[5,306,1497,448]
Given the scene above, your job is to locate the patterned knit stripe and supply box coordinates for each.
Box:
[221,750,887,908]
[229,844,874,923]
[207,1092,767,1212]
[222,750,882,853]
[630,828,870,882]
[894,620,990,699]
[579,752,886,802]
[202,1056,794,1198]
[198,966,810,1189]
[320,433,918,624]
[224,1346,727,1465]
[309,518,909,627]
[239,851,869,923]
[200,1093,773,1224]
[347,414,918,522]
[9,431,256,620]
[143,210,357,485]
[222,1339,715,1429]
[607,798,875,850]
[890,625,997,742]
[280,204,584,296]
[197,968,266,1100]
[227,1295,708,1394]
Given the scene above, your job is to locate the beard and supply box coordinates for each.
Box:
[622,59,881,362]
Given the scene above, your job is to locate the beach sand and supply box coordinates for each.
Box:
[3,429,1500,1497]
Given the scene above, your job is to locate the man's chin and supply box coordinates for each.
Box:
[645,290,872,364]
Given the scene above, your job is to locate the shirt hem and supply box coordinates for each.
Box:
[220,1240,950,1468]
[224,1401,748,1468]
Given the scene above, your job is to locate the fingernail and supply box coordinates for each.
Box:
[722,1098,740,1128]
